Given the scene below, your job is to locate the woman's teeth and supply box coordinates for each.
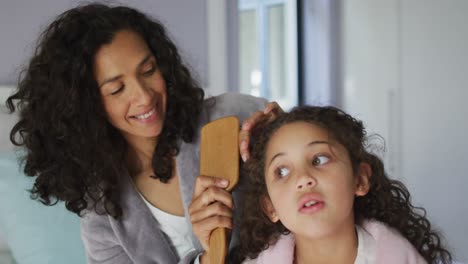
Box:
[135,108,155,119]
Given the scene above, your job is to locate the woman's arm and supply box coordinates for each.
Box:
[80,213,132,264]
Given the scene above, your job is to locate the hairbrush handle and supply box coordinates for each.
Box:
[200,116,240,264]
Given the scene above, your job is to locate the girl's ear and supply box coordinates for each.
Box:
[355,162,371,197]
[262,197,279,223]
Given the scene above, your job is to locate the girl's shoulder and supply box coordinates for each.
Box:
[241,234,295,264]
[242,221,427,264]
[362,220,427,263]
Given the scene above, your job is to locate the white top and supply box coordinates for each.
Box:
[139,194,199,262]
[354,225,377,264]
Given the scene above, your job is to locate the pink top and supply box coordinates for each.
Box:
[242,220,427,264]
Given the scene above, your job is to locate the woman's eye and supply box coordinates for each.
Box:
[143,66,156,76]
[312,155,330,166]
[110,85,124,95]
[275,167,290,178]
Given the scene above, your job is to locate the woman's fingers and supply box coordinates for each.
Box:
[192,214,232,231]
[239,101,284,161]
[191,214,233,250]
[264,101,283,116]
[239,111,263,162]
[241,110,264,131]
[189,175,234,251]
[190,201,233,224]
[189,185,234,215]
[191,175,229,202]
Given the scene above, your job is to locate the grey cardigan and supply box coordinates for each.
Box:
[81,93,267,264]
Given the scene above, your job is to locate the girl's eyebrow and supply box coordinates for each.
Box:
[98,53,153,88]
[307,140,330,147]
[267,140,330,167]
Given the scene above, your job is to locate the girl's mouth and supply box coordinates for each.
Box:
[299,200,325,214]
[298,194,325,214]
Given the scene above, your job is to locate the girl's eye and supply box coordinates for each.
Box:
[312,155,330,166]
[275,167,290,178]
[110,85,124,95]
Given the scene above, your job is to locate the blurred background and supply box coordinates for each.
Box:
[0,0,467,263]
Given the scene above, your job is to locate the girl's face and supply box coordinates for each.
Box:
[94,30,167,145]
[263,121,369,240]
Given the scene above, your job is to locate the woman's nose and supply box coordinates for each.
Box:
[132,80,152,105]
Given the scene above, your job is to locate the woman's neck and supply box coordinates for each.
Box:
[294,221,358,264]
[126,136,158,176]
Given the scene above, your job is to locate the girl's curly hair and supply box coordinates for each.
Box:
[236,106,451,263]
[6,3,204,218]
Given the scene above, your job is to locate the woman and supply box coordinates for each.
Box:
[6,3,281,263]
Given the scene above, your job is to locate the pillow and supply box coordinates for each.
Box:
[0,152,86,264]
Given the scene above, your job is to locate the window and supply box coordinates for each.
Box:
[239,0,298,109]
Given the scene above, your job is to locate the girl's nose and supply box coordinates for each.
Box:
[297,180,314,190]
[296,171,316,190]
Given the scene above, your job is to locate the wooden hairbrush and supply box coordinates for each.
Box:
[200,116,240,264]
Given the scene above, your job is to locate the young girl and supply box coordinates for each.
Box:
[236,106,452,264]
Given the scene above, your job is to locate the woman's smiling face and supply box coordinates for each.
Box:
[94,30,167,144]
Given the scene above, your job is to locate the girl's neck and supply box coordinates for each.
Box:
[294,221,358,264]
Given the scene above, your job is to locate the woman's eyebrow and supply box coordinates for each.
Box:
[99,75,122,88]
[137,53,153,68]
[99,53,153,88]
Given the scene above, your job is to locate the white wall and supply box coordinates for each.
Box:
[400,1,468,261]
[342,1,401,175]
[342,0,468,262]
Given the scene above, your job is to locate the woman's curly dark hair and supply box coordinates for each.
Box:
[236,106,452,263]
[6,3,204,218]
